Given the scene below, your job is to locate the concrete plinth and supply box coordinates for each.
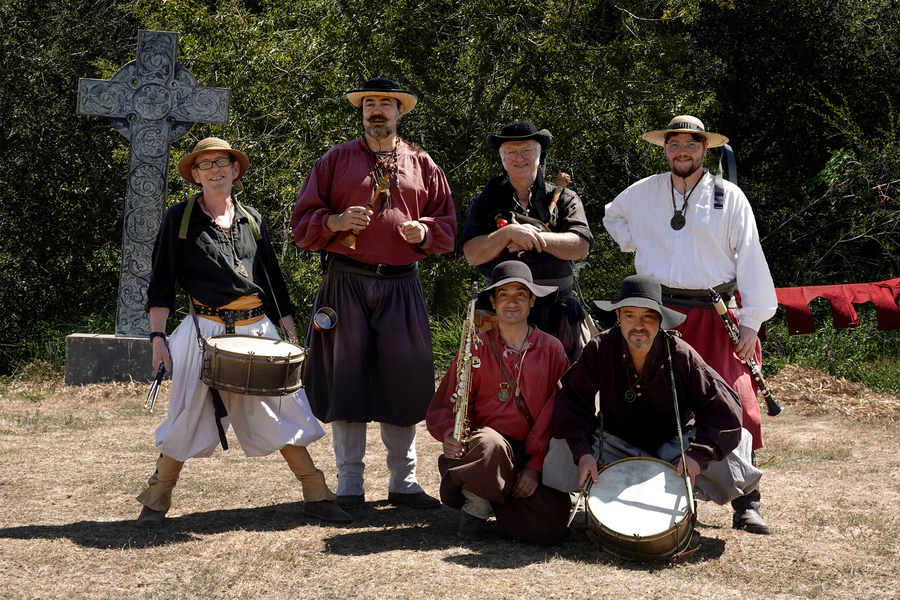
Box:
[65,333,156,385]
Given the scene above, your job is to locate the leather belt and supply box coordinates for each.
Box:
[192,304,266,333]
[660,280,738,310]
[330,253,418,277]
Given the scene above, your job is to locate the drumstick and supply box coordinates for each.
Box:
[567,455,605,528]
[144,363,165,414]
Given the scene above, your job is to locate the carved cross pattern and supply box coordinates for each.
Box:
[77,30,230,336]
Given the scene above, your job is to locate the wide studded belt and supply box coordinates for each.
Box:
[192,303,266,333]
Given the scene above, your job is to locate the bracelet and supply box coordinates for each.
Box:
[149,332,167,342]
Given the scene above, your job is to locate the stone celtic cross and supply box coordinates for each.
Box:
[77,30,230,337]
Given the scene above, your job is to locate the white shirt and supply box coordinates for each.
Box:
[603,171,777,332]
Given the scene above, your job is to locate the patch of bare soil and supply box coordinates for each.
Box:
[0,369,898,600]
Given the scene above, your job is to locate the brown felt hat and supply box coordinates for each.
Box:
[641,115,729,148]
[177,137,249,185]
[344,78,418,113]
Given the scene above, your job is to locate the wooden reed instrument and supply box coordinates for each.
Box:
[548,172,571,220]
[708,288,784,417]
[340,170,392,250]
[447,283,482,458]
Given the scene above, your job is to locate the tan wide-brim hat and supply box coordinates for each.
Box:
[177,137,249,185]
[641,115,729,148]
[345,77,418,113]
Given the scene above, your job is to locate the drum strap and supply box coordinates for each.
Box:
[663,330,695,514]
[189,298,230,451]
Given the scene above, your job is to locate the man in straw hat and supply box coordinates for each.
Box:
[137,137,350,527]
[292,78,456,510]
[460,121,594,363]
[603,115,777,534]
[550,275,761,526]
[427,261,571,543]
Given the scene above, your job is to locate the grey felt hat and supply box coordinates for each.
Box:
[591,275,686,330]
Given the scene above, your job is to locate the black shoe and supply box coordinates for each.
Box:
[733,509,770,534]
[335,494,365,509]
[304,500,353,524]
[135,505,166,528]
[387,491,441,509]
[457,513,487,541]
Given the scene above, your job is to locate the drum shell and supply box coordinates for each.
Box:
[201,335,305,396]
[586,457,694,562]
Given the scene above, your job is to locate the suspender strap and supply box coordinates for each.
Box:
[714,143,737,210]
[178,193,261,241]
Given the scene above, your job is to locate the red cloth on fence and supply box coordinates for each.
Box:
[775,279,900,334]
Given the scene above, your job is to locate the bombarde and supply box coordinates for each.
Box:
[340,170,393,250]
[447,283,482,458]
[708,288,784,417]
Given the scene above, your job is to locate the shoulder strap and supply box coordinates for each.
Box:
[235,200,262,241]
[179,192,203,239]
[714,143,737,210]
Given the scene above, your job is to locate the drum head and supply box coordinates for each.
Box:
[588,457,689,537]
[206,334,304,358]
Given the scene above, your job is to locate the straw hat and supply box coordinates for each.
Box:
[177,137,249,185]
[641,115,729,148]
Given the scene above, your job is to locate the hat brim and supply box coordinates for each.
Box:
[177,147,249,186]
[487,129,553,153]
[477,276,557,310]
[642,129,729,149]
[590,298,686,330]
[345,90,418,113]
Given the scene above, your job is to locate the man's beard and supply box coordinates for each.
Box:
[365,117,395,140]
[670,157,702,179]
[625,329,653,349]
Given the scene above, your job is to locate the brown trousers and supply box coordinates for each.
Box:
[136,445,334,512]
[438,427,570,545]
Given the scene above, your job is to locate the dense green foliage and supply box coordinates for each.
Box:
[1,0,899,386]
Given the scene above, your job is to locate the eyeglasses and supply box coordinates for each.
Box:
[665,140,702,152]
[193,157,234,170]
[502,149,536,161]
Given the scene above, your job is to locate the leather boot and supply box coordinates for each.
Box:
[732,487,770,534]
[135,454,184,527]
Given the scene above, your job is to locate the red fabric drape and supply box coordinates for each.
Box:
[774,278,900,334]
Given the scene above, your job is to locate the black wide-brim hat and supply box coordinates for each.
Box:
[591,275,686,330]
[477,261,557,309]
[345,77,418,113]
[486,121,553,153]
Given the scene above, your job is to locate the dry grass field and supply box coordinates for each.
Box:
[0,365,898,600]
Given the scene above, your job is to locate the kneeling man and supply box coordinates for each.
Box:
[551,275,762,523]
[427,261,571,544]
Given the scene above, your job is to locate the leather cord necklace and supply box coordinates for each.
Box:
[670,175,701,231]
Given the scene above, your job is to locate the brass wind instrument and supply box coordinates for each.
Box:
[708,288,784,417]
[340,170,392,250]
[447,283,482,458]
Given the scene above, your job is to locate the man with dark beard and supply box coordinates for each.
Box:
[551,276,762,528]
[292,78,456,510]
[602,115,777,534]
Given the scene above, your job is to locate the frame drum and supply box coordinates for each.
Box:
[201,334,305,396]
[586,457,694,562]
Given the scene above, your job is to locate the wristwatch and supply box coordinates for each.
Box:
[149,332,167,342]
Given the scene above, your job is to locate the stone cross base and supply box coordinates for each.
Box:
[65,334,157,385]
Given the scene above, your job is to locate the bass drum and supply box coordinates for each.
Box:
[201,334,305,396]
[586,457,695,562]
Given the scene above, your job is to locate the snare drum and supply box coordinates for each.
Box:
[201,335,305,396]
[586,457,694,562]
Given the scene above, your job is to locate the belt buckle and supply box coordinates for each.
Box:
[375,263,389,276]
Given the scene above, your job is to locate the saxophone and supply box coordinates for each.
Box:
[447,283,482,458]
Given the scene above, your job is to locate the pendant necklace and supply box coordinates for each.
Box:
[623,371,643,403]
[202,197,249,278]
[670,175,701,231]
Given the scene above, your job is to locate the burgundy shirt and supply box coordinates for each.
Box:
[291,137,456,264]
[553,328,743,467]
[427,326,569,472]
